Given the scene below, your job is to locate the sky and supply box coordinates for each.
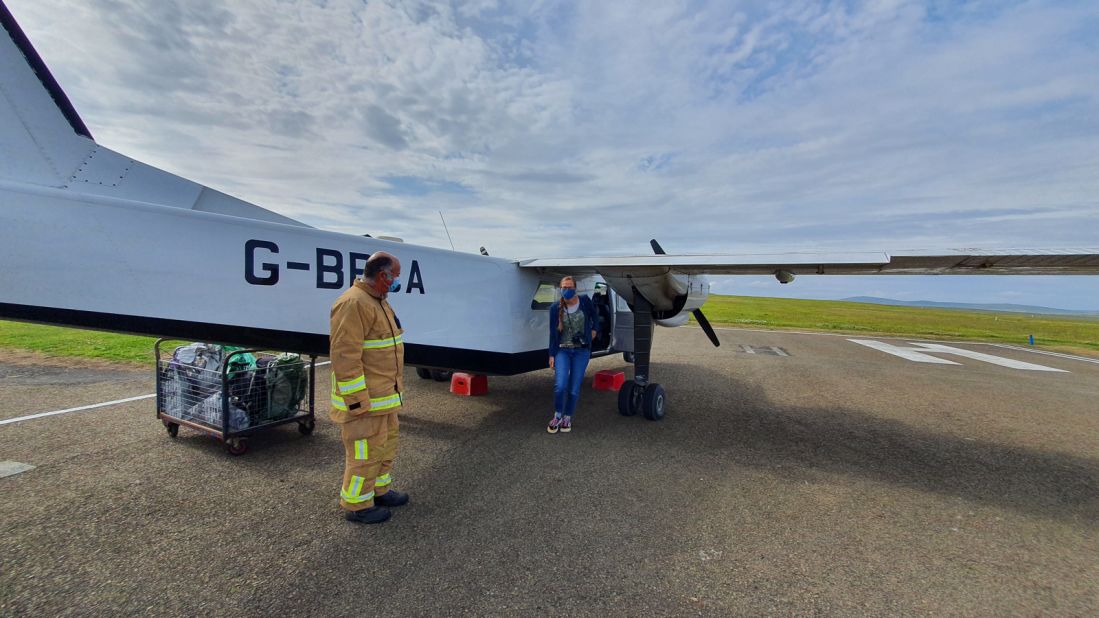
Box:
[9,0,1099,309]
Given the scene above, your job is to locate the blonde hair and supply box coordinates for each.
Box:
[557,276,576,332]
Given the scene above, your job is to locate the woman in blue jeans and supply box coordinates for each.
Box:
[547,276,599,433]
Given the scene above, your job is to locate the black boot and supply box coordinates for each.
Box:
[345,506,391,524]
[374,489,409,507]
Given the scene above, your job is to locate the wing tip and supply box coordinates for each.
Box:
[1,1,93,140]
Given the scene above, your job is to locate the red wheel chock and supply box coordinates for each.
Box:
[450,373,489,396]
[593,370,626,391]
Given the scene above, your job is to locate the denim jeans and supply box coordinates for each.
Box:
[553,347,591,417]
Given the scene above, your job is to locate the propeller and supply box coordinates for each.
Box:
[649,239,720,347]
[692,308,720,347]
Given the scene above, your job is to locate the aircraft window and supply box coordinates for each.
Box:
[531,283,557,310]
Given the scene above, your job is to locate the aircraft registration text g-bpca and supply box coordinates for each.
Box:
[245,239,425,293]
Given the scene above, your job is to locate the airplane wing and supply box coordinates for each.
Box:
[519,248,1099,276]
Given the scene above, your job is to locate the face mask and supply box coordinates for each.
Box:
[561,288,576,300]
[388,276,401,293]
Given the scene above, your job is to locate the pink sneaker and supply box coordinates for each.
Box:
[547,415,562,434]
[560,416,572,433]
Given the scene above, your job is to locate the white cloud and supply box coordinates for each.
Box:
[8,0,1099,308]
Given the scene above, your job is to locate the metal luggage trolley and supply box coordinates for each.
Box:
[155,339,316,455]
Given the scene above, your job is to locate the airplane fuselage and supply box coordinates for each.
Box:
[0,179,572,374]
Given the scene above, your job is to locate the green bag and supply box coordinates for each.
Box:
[265,353,308,420]
[222,346,257,378]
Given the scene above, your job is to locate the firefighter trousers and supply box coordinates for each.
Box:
[339,411,399,511]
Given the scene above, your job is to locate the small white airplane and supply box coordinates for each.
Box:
[2,2,1097,420]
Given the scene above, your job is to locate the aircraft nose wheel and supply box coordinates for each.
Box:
[617,382,666,420]
[641,383,665,421]
[618,383,639,416]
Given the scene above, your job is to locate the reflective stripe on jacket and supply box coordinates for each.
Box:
[329,280,405,422]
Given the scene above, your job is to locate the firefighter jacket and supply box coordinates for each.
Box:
[329,280,405,423]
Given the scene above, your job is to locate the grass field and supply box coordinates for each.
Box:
[1,295,1097,364]
[697,295,1099,355]
[0,320,184,365]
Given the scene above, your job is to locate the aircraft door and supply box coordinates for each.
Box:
[613,292,634,353]
[591,282,614,353]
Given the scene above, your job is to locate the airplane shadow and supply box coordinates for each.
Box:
[240,360,1098,612]
[395,361,1099,526]
[169,361,1097,525]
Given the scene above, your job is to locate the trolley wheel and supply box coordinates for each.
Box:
[623,352,635,364]
[415,367,432,380]
[226,438,249,456]
[298,419,316,435]
[163,421,179,438]
[430,369,452,382]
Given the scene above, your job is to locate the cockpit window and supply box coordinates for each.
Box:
[531,282,557,310]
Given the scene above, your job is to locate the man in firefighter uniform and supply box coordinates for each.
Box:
[330,251,408,524]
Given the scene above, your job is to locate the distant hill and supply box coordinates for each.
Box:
[842,296,1099,317]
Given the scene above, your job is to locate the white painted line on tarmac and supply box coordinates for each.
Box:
[0,461,36,478]
[985,344,1099,365]
[849,339,1068,372]
[704,326,1099,366]
[0,360,333,427]
[911,343,1069,372]
[769,346,789,357]
[0,394,156,426]
[849,339,961,364]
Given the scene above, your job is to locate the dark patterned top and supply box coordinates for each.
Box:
[559,304,585,347]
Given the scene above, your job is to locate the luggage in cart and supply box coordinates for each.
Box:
[155,339,316,455]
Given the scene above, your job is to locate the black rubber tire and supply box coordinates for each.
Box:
[430,370,452,382]
[617,383,639,416]
[415,367,432,380]
[226,439,249,456]
[298,419,316,435]
[641,383,666,421]
[164,421,179,438]
[623,352,635,364]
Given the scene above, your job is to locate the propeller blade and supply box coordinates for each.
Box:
[650,239,666,255]
[692,309,720,347]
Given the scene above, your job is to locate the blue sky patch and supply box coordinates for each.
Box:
[380,176,474,197]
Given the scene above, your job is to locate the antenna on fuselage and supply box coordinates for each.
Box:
[438,211,456,251]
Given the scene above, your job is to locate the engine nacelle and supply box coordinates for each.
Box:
[604,272,710,327]
[655,312,690,327]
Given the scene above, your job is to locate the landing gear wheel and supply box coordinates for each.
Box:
[415,367,432,380]
[430,370,452,382]
[623,352,635,364]
[617,383,639,416]
[641,383,666,421]
[298,419,316,435]
[226,438,249,456]
[163,421,179,438]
